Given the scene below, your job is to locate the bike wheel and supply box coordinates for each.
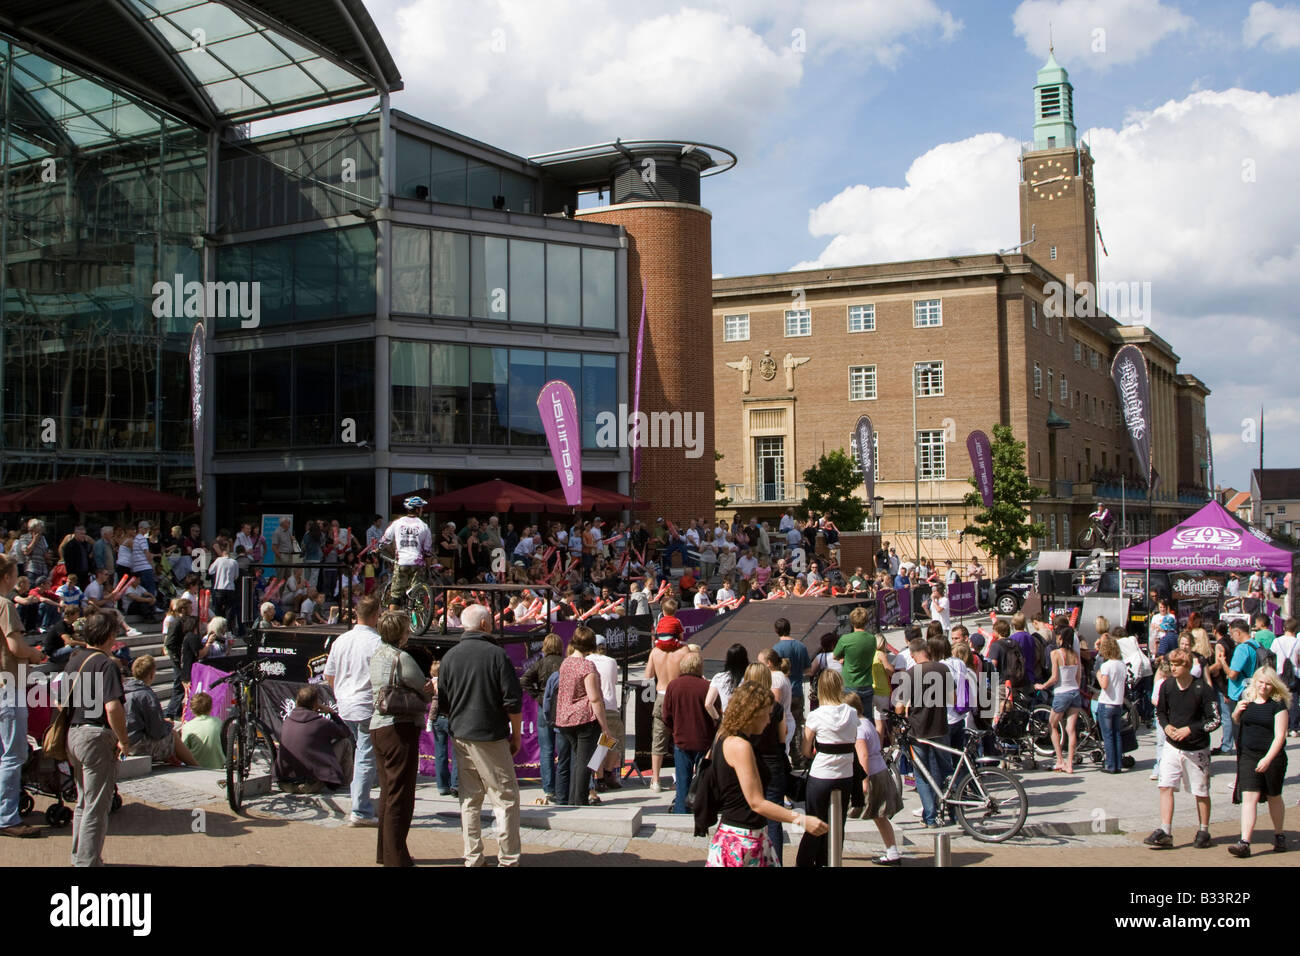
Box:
[1030,706,1055,757]
[408,582,434,635]
[1076,527,1099,549]
[223,716,246,814]
[954,768,1028,842]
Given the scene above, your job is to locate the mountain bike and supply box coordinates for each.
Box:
[377,552,434,635]
[887,713,1028,842]
[1031,697,1140,763]
[211,657,279,814]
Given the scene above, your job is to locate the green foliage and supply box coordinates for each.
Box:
[961,424,1045,568]
[798,449,867,530]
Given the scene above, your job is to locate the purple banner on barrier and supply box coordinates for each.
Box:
[948,580,978,615]
[876,587,912,626]
[538,380,582,508]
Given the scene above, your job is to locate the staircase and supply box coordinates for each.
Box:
[116,620,246,713]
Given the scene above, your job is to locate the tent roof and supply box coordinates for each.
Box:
[0,477,198,514]
[1118,500,1299,574]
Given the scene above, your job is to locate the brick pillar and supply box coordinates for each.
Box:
[577,202,715,521]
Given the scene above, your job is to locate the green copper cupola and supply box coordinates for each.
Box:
[1033,50,1076,150]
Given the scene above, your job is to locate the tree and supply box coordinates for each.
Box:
[798,448,867,530]
[961,424,1045,571]
[714,450,732,510]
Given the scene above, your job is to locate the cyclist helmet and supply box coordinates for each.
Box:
[404,495,428,512]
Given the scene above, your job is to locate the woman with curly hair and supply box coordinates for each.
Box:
[708,681,827,867]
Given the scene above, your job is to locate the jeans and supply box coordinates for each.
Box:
[556,720,599,805]
[431,715,458,793]
[0,701,28,828]
[1097,703,1123,772]
[911,740,950,826]
[845,687,874,722]
[135,567,156,601]
[537,716,557,797]
[796,774,853,867]
[345,718,378,818]
[762,756,787,864]
[673,747,706,813]
[1219,694,1237,752]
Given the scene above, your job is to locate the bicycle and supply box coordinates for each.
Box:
[887,713,1028,842]
[211,657,279,814]
[1031,695,1140,764]
[377,552,434,636]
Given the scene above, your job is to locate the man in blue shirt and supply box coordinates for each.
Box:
[772,617,811,767]
[1153,600,1180,657]
[1226,619,1259,708]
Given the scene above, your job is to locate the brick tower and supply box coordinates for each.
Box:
[532,142,736,521]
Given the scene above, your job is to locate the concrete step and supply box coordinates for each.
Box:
[431,801,643,837]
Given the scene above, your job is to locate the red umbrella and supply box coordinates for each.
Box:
[0,477,198,514]
[425,479,559,514]
[541,484,648,511]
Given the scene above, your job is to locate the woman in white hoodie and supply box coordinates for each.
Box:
[797,669,859,867]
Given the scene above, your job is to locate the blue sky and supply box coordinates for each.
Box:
[269,0,1300,495]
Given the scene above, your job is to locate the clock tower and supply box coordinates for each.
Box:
[1019,49,1097,289]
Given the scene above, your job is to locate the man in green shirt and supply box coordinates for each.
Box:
[833,606,878,713]
[179,692,226,769]
[1251,612,1276,652]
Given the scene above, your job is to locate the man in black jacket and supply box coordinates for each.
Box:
[1145,649,1221,850]
[438,604,523,866]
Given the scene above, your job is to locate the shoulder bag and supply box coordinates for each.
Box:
[375,649,428,718]
[42,650,102,761]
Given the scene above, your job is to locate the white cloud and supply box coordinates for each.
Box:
[1011,0,1193,71]
[793,133,1021,269]
[358,0,958,155]
[795,87,1300,487]
[1243,1,1300,50]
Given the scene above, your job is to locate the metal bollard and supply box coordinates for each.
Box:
[829,789,844,867]
[933,832,952,867]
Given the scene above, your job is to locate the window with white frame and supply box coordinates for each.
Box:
[917,430,946,479]
[849,365,877,401]
[848,304,875,332]
[1062,514,1070,546]
[1050,514,1058,548]
[1050,246,1058,260]
[918,515,949,539]
[913,299,942,328]
[1047,370,1054,398]
[914,361,944,397]
[1060,375,1068,402]
[1030,302,1037,328]
[1034,363,1042,397]
[723,313,750,342]
[1046,313,1053,336]
[784,309,811,337]
[1074,341,1082,363]
[1090,351,1099,370]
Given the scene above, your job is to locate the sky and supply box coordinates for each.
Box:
[264,0,1300,495]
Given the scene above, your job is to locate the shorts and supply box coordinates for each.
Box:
[1051,691,1084,714]
[651,695,672,756]
[864,768,903,820]
[1157,745,1211,797]
[605,708,625,755]
[391,564,420,596]
[1238,748,1287,797]
[706,823,779,867]
[129,732,176,763]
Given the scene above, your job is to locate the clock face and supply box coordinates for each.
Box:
[1030,158,1071,200]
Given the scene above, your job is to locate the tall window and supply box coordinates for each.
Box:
[723,313,750,341]
[1050,246,1058,260]
[1060,375,1068,402]
[1091,351,1100,370]
[1047,370,1053,400]
[1062,514,1070,547]
[1030,302,1037,328]
[756,436,785,501]
[1034,363,1042,397]
[914,361,944,397]
[917,430,946,479]
[785,309,811,337]
[1074,341,1082,362]
[849,365,877,400]
[1050,514,1058,548]
[913,299,942,328]
[848,304,876,332]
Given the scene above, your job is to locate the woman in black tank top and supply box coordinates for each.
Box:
[708,682,827,867]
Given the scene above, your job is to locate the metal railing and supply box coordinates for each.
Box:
[724,482,808,505]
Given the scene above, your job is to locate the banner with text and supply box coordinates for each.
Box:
[538,380,582,508]
[967,430,994,508]
[1110,344,1153,484]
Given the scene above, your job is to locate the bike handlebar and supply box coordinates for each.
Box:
[210,657,271,687]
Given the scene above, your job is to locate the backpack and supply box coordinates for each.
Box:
[953,668,973,716]
[689,738,723,837]
[999,638,1026,686]
[541,670,561,728]
[1032,632,1051,682]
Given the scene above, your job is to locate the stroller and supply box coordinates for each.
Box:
[20,737,123,827]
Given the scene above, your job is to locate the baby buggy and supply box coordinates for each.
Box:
[20,737,123,827]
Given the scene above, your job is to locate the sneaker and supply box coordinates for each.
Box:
[872,854,902,866]
[1193,829,1212,849]
[1274,834,1287,853]
[1143,829,1173,849]
[649,780,662,793]
[126,627,143,637]
[437,790,452,796]
[1228,841,1251,858]
[0,825,41,838]
[924,821,942,829]
[912,808,925,818]
[1148,772,1159,781]
[347,814,379,827]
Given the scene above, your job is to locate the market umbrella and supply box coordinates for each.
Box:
[0,477,198,514]
[541,484,649,511]
[424,479,559,514]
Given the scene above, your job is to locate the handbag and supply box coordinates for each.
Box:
[42,651,101,761]
[374,649,429,718]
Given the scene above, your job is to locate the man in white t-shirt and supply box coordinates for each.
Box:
[324,595,383,825]
[83,567,141,637]
[924,582,951,633]
[380,497,434,608]
[736,552,758,580]
[209,549,240,634]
